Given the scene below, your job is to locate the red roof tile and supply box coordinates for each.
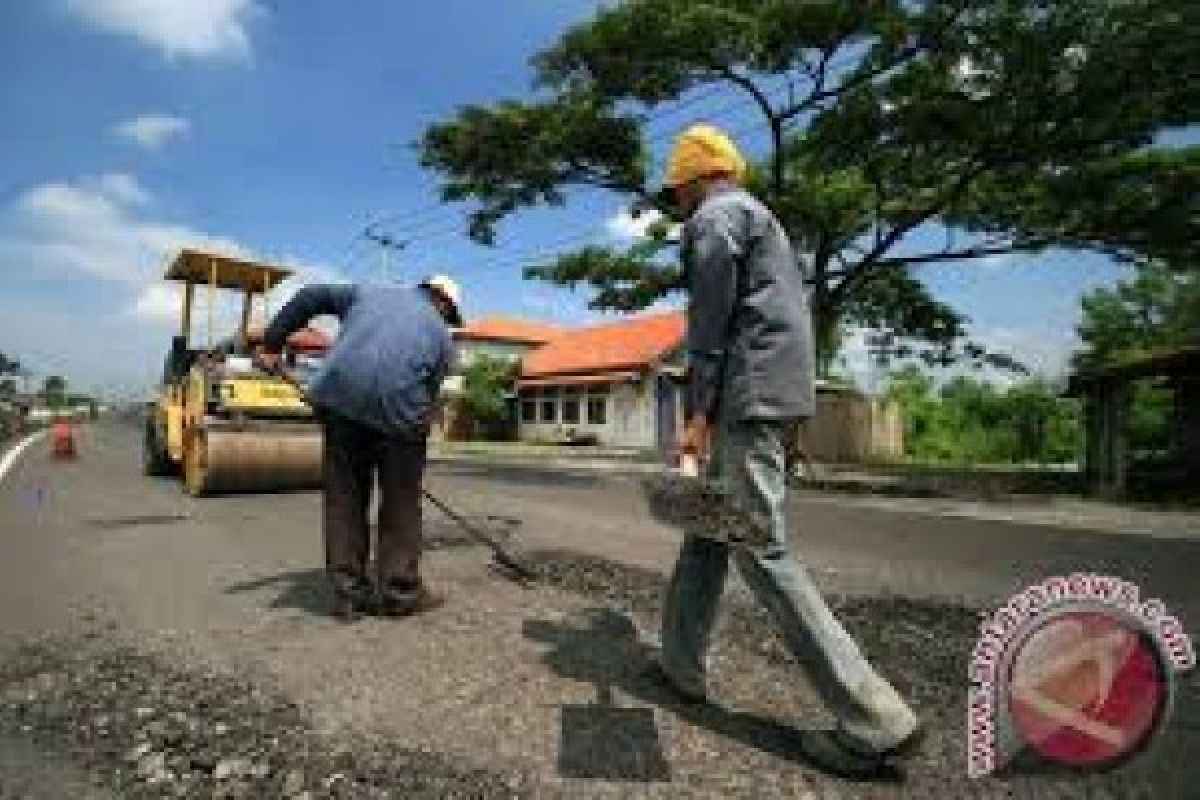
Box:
[521,311,685,378]
[454,316,563,345]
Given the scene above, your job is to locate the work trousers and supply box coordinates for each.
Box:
[321,412,427,596]
[659,413,918,753]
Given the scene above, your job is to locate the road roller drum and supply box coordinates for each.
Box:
[184,423,323,496]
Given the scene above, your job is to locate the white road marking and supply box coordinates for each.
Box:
[0,430,49,486]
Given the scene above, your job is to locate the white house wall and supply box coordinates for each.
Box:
[517,378,657,449]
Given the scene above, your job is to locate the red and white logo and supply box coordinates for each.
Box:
[968,574,1194,777]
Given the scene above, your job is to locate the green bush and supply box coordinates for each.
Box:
[886,367,1081,465]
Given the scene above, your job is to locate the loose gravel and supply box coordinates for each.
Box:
[0,636,527,799]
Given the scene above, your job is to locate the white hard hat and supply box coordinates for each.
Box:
[418,274,463,326]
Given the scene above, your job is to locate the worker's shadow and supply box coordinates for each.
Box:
[523,608,903,784]
[224,568,335,618]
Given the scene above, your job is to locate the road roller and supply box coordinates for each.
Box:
[143,248,327,496]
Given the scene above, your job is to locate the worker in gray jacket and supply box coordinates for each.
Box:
[655,125,922,775]
[259,276,461,621]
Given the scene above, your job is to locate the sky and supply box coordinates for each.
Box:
[0,0,1176,399]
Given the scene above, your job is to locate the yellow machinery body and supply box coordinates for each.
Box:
[144,248,324,496]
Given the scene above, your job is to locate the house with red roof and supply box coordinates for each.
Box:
[515,311,687,450]
[433,317,563,439]
[442,316,561,394]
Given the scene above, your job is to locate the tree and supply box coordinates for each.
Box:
[0,352,21,380]
[457,356,520,440]
[1074,261,1199,456]
[421,0,1199,372]
[42,375,66,408]
[1075,261,1200,371]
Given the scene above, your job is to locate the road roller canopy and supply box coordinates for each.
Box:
[165,249,293,293]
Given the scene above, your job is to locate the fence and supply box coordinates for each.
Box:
[797,386,905,465]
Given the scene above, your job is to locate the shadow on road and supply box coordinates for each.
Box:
[223,568,334,618]
[522,607,902,785]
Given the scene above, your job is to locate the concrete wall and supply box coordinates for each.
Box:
[797,388,905,464]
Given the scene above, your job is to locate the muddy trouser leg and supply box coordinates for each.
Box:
[375,434,428,599]
[727,417,918,753]
[321,414,376,596]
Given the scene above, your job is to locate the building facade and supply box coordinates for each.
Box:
[435,317,562,440]
[515,312,687,450]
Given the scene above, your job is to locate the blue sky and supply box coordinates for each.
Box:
[0,1,1176,397]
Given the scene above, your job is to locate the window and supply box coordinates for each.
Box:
[587,393,607,425]
[541,392,557,422]
[562,388,581,423]
[521,399,537,423]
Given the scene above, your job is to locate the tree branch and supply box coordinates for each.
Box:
[867,239,1050,270]
[829,162,986,304]
[715,66,778,126]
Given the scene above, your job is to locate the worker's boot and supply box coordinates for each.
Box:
[329,573,374,622]
[380,582,444,618]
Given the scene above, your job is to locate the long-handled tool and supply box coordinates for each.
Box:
[263,360,536,587]
[421,487,536,586]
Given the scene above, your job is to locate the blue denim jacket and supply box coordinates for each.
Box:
[264,284,452,437]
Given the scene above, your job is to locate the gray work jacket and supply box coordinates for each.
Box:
[682,183,817,422]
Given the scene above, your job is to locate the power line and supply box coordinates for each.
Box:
[363,225,408,281]
[349,75,800,280]
[349,77,791,248]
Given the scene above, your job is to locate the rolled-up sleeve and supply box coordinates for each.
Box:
[684,212,741,420]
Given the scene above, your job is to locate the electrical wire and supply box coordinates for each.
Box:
[352,74,801,275]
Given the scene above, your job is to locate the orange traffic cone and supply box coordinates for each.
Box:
[51,420,76,460]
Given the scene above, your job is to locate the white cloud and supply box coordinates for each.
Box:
[0,172,344,392]
[65,0,261,61]
[130,283,182,322]
[839,321,1080,396]
[605,207,678,243]
[2,173,248,286]
[113,113,190,150]
[0,172,342,374]
[972,325,1079,381]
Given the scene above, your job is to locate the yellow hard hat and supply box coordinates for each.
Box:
[662,124,748,189]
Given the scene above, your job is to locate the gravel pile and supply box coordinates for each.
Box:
[640,474,771,548]
[0,638,526,799]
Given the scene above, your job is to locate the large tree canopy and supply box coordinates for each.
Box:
[1074,260,1200,371]
[421,0,1199,370]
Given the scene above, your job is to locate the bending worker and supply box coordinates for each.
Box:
[654,124,922,774]
[258,276,461,621]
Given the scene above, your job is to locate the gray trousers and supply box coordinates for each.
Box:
[659,415,918,753]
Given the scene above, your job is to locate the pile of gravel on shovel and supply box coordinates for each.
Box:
[640,473,772,548]
[0,638,526,799]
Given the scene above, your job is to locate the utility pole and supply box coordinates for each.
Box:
[363,224,407,282]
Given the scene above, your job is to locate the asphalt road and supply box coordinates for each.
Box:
[0,421,1196,798]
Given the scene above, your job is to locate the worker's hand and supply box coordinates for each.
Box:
[254,348,282,374]
[680,414,711,463]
